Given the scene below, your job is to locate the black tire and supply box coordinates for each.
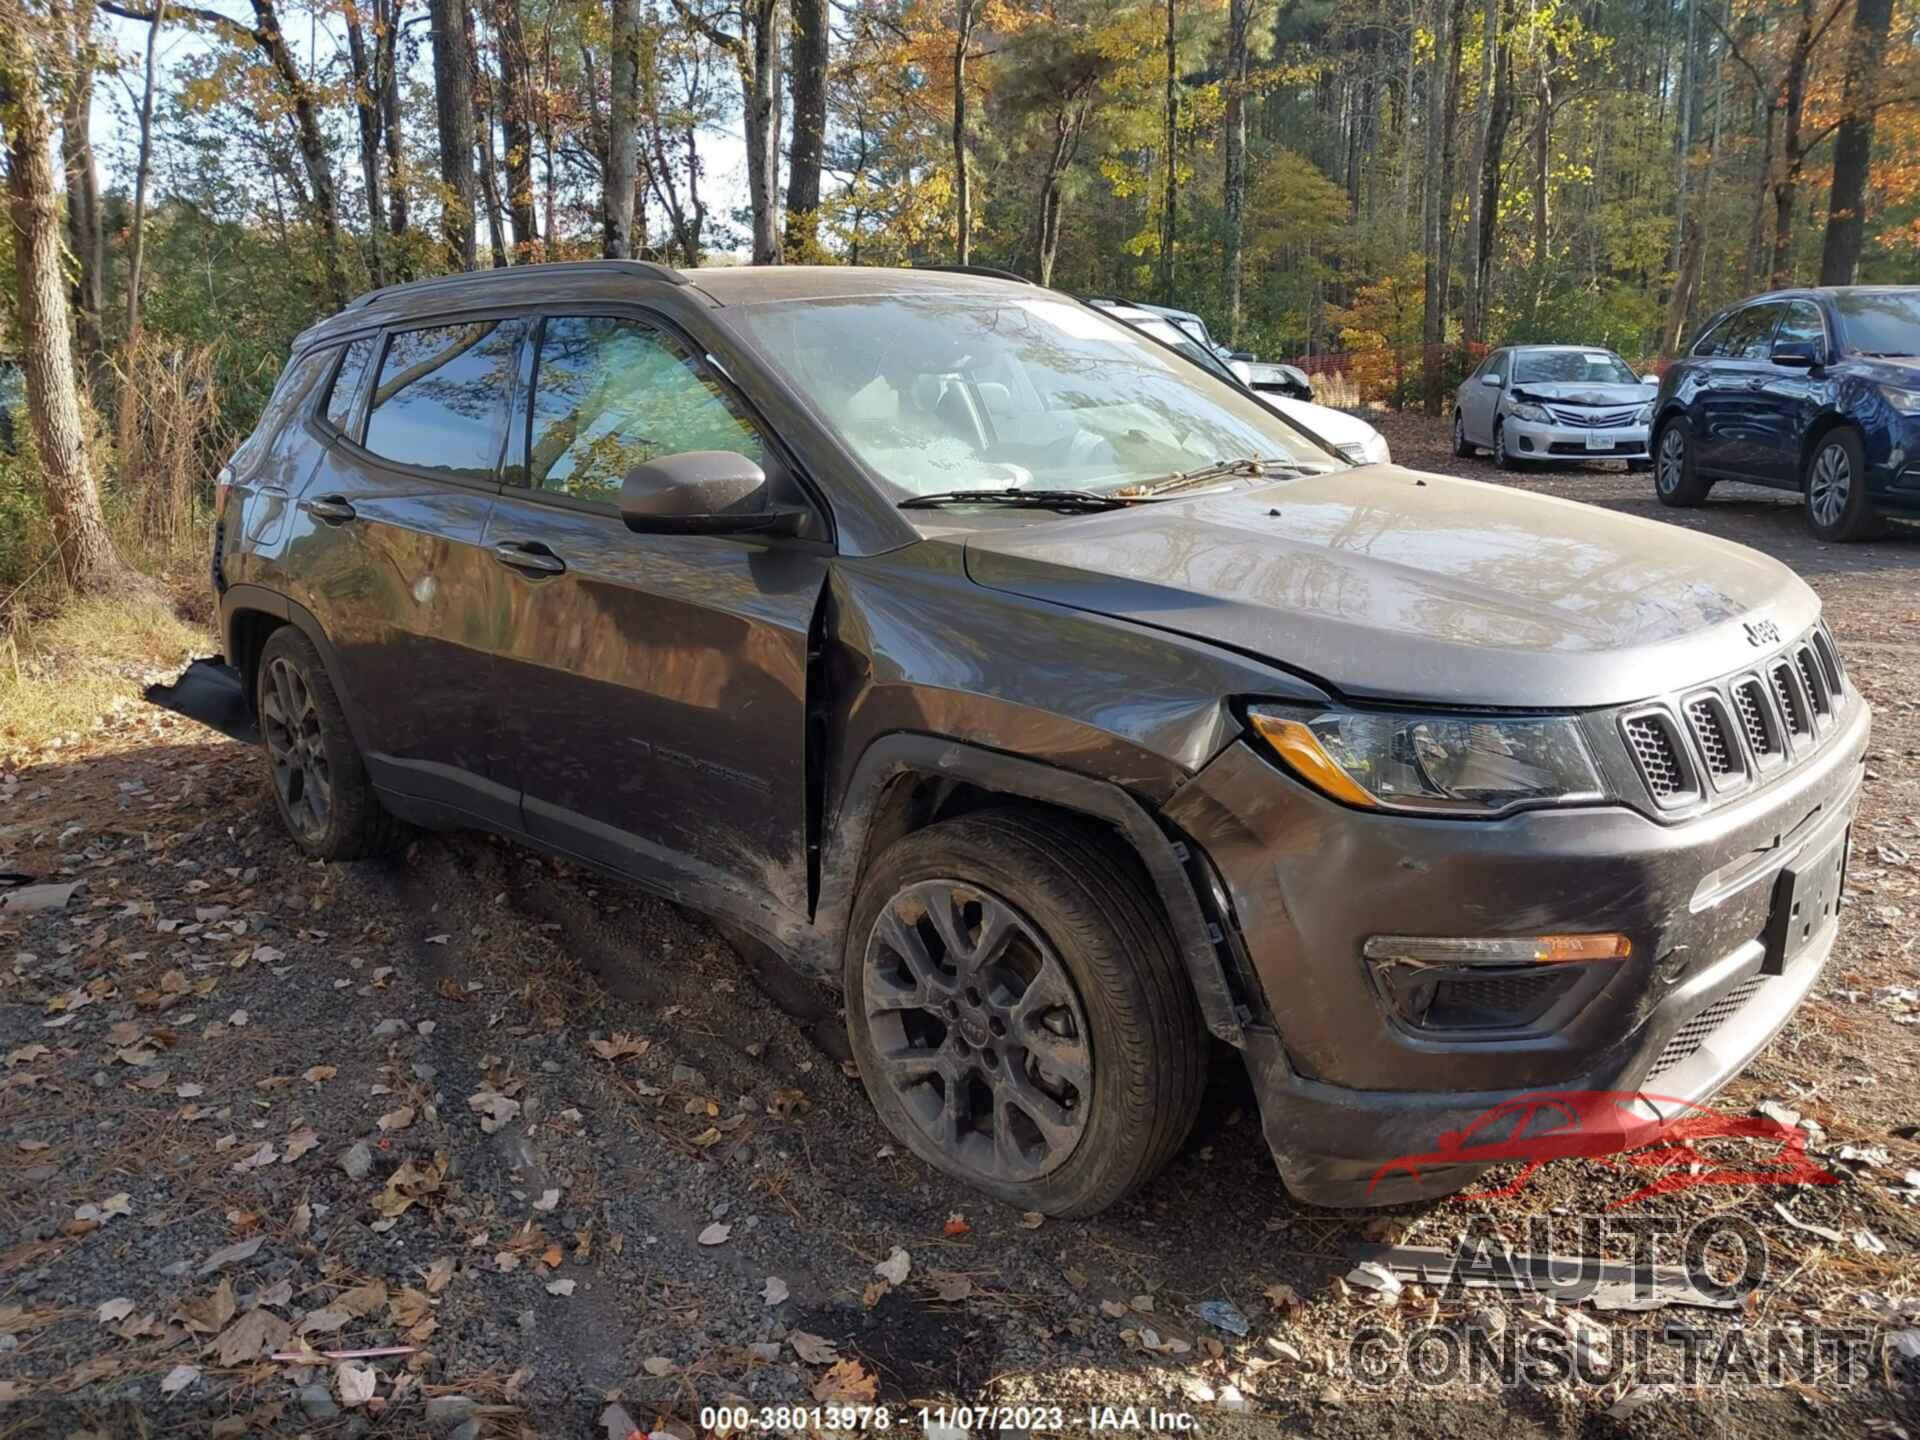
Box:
[255,627,401,860]
[1492,419,1525,471]
[1452,411,1475,458]
[1803,427,1885,542]
[843,808,1206,1218]
[1652,418,1712,507]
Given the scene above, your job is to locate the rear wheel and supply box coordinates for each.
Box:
[1653,419,1712,506]
[844,809,1205,1218]
[1452,412,1475,458]
[255,627,400,860]
[1803,428,1884,542]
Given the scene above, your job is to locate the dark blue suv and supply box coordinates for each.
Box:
[1651,286,1920,541]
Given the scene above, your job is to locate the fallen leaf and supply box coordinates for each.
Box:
[212,1307,290,1365]
[943,1213,971,1237]
[423,1257,455,1294]
[931,1274,972,1302]
[588,1033,650,1061]
[641,1356,675,1377]
[160,1363,199,1395]
[283,1128,319,1163]
[545,1278,576,1297]
[812,1357,878,1404]
[762,1276,789,1307]
[231,1142,277,1173]
[789,1329,839,1364]
[178,1280,237,1335]
[1019,1210,1045,1229]
[697,1222,731,1246]
[198,1236,264,1275]
[377,1106,415,1134]
[6,1044,50,1067]
[303,1065,337,1084]
[96,1298,134,1324]
[875,1247,910,1286]
[532,1188,561,1212]
[335,1360,376,1407]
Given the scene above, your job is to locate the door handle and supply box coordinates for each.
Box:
[304,495,357,524]
[492,541,567,576]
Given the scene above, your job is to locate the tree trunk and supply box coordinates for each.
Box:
[1529,54,1550,270]
[1768,0,1815,286]
[250,0,348,305]
[744,0,782,263]
[784,0,826,257]
[1222,0,1248,343]
[1031,92,1089,287]
[1464,14,1511,344]
[379,0,406,240]
[344,0,386,283]
[603,0,638,256]
[952,0,977,263]
[429,0,477,268]
[1669,0,1697,274]
[1422,0,1464,415]
[494,0,538,255]
[53,0,103,369]
[1,51,126,591]
[1156,0,1176,302]
[1819,0,1891,284]
[1460,0,1497,346]
[1664,212,1705,353]
[125,0,163,342]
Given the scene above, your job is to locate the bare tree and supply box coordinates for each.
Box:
[603,0,639,255]
[672,0,781,262]
[1221,0,1248,342]
[125,0,164,341]
[51,0,104,367]
[952,0,978,263]
[1155,0,1175,301]
[493,0,539,255]
[0,21,127,591]
[429,0,477,267]
[1819,0,1893,283]
[784,0,826,256]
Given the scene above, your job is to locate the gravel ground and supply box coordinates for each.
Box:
[3,414,1919,1438]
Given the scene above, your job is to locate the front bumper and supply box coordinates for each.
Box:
[1506,418,1650,460]
[1166,698,1868,1207]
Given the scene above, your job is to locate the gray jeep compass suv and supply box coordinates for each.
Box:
[213,262,1868,1216]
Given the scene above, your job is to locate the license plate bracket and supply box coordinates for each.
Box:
[1585,430,1611,451]
[1761,827,1850,974]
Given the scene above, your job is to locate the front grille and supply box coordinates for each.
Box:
[1624,714,1692,801]
[1547,440,1646,455]
[1620,624,1849,811]
[1771,660,1810,737]
[1685,696,1741,782]
[1645,975,1769,1082]
[1546,404,1641,428]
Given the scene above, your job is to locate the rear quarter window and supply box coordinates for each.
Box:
[323,337,378,433]
[229,348,332,477]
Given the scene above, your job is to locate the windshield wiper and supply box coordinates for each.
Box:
[1123,455,1303,498]
[898,487,1135,512]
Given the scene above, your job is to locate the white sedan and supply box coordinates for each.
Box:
[1454,344,1657,471]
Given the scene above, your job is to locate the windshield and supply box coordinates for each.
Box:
[731,294,1336,500]
[1512,350,1640,385]
[1833,291,1920,355]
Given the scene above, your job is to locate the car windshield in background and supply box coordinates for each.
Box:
[732,294,1337,501]
[1832,291,1920,356]
[1513,350,1639,385]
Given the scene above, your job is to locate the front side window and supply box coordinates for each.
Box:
[1831,291,1920,356]
[732,293,1336,501]
[1721,305,1784,362]
[1489,351,1512,381]
[324,336,377,432]
[1776,301,1827,357]
[525,316,764,506]
[1512,349,1638,385]
[363,319,526,479]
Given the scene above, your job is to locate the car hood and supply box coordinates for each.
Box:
[1259,395,1379,449]
[960,466,1819,708]
[1508,380,1656,406]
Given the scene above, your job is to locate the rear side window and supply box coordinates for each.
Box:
[525,315,763,506]
[363,319,527,480]
[230,348,331,474]
[324,337,377,432]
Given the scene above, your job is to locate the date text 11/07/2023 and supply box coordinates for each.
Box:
[697,1404,1204,1432]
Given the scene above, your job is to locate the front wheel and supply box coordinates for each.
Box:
[1804,428,1885,542]
[1653,419,1712,506]
[1493,420,1524,471]
[844,809,1205,1218]
[1452,412,1475,458]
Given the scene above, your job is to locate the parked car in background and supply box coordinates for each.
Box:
[1087,299,1391,465]
[1241,360,1315,401]
[1455,345,1657,471]
[1651,286,1920,542]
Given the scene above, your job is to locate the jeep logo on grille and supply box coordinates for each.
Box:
[1744,618,1782,647]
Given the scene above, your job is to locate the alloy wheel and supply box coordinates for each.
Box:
[1657,426,1686,494]
[862,879,1092,1182]
[1809,442,1851,527]
[261,655,332,843]
[1493,424,1507,466]
[1454,415,1465,452]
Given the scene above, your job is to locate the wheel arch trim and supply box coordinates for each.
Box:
[818,733,1247,1047]
[220,585,374,758]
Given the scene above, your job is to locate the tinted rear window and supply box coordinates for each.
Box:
[324,337,377,432]
[231,349,331,473]
[363,320,526,479]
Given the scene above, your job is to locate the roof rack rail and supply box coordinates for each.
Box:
[345,258,688,310]
[910,263,1034,286]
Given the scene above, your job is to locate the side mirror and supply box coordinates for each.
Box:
[1771,341,1821,369]
[1229,349,1257,363]
[1229,359,1254,384]
[1481,372,1504,388]
[1640,374,1661,386]
[619,450,803,537]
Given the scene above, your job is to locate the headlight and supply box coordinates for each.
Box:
[1247,705,1607,816]
[1344,429,1391,465]
[1875,383,1920,415]
[1633,402,1652,425]
[1507,401,1549,423]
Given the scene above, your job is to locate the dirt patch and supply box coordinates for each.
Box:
[3,431,1919,1436]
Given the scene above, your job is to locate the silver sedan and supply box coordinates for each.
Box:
[1454,345,1659,471]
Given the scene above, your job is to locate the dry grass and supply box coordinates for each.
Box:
[0,591,212,760]
[1311,369,1362,409]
